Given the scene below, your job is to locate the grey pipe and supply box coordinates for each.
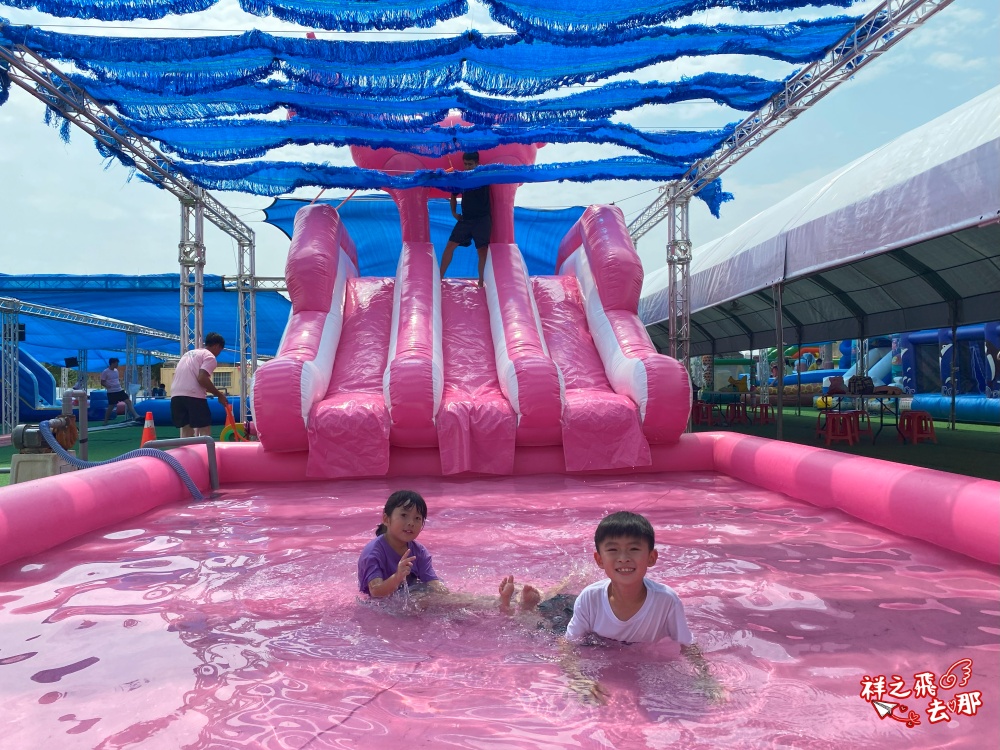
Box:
[62,388,89,460]
[142,436,219,491]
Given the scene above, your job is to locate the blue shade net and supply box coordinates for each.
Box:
[165,157,734,217]
[482,0,860,43]
[3,19,862,96]
[264,197,586,277]
[75,74,786,126]
[4,0,858,37]
[0,5,868,217]
[136,118,735,165]
[1,0,466,28]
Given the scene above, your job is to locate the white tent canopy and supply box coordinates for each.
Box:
[640,86,1000,355]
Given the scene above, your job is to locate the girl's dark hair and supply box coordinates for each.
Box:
[375,490,428,536]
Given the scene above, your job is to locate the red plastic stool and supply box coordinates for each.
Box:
[824,412,858,446]
[815,410,832,438]
[693,402,714,426]
[845,410,873,442]
[755,403,774,425]
[726,402,750,425]
[898,410,937,444]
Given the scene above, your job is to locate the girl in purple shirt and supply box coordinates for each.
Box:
[357,490,443,598]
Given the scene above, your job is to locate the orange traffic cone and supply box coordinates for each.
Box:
[140,411,157,446]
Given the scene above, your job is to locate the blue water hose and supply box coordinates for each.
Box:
[40,420,205,501]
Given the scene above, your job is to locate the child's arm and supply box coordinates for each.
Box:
[367,548,414,598]
[558,639,608,705]
[681,643,725,702]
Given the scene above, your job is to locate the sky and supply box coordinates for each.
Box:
[0,0,997,285]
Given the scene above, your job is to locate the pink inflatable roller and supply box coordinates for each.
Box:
[385,242,443,448]
[253,204,358,452]
[557,205,691,443]
[484,244,563,446]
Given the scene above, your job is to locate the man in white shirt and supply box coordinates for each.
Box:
[170,332,229,437]
[100,357,140,425]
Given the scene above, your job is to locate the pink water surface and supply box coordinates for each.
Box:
[0,472,997,749]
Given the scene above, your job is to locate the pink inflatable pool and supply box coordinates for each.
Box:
[0,470,996,748]
[1,167,997,748]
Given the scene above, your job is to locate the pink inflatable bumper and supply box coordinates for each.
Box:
[253,204,358,452]
[557,205,691,443]
[1,436,996,569]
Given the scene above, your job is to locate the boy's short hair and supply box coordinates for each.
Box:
[204,332,225,348]
[462,151,480,164]
[108,358,119,365]
[594,511,655,550]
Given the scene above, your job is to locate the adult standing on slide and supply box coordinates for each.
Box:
[439,152,492,287]
[170,332,228,437]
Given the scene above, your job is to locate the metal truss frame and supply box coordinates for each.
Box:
[0,39,259,414]
[625,0,956,368]
[1,305,19,437]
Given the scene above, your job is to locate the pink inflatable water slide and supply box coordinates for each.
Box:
[0,134,997,572]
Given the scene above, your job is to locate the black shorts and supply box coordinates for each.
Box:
[448,216,492,250]
[107,390,129,405]
[171,396,212,429]
[537,593,577,634]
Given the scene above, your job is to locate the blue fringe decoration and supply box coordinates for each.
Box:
[148,157,731,216]
[463,18,862,96]
[131,116,735,164]
[73,73,785,126]
[483,0,860,45]
[2,0,216,22]
[3,18,861,97]
[240,0,467,32]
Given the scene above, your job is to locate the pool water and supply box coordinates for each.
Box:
[0,473,996,749]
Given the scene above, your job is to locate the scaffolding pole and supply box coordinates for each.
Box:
[1,303,20,436]
[665,188,692,367]
[179,191,206,351]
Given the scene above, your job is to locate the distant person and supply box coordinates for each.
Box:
[151,382,167,398]
[100,357,140,425]
[809,357,824,371]
[170,332,228,437]
[439,152,492,288]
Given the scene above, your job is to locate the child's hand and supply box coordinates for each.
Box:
[396,548,414,580]
[567,675,608,706]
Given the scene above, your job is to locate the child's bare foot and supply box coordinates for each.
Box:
[520,584,542,611]
[499,575,515,612]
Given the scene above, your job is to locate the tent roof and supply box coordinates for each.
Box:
[640,85,1000,354]
[0,274,291,366]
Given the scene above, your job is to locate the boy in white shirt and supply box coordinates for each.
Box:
[565,511,692,645]
[500,511,718,703]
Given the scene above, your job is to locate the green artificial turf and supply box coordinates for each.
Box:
[1,411,998,488]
